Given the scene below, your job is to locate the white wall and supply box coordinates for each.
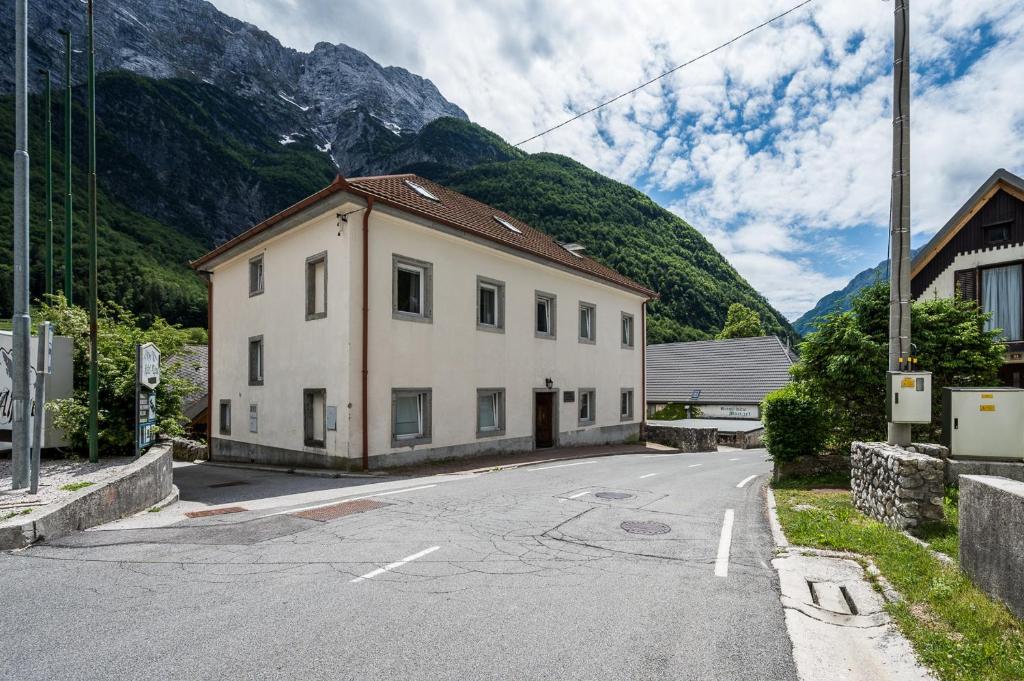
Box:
[919,244,1024,299]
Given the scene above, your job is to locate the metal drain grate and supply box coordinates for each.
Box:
[595,491,634,500]
[292,499,392,522]
[185,506,247,518]
[620,520,671,535]
[208,480,250,488]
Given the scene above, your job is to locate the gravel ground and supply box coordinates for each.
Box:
[0,456,136,520]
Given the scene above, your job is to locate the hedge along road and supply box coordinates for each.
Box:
[0,448,794,681]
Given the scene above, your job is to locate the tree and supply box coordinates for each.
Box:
[792,282,1004,452]
[717,303,764,339]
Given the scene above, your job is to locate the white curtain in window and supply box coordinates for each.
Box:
[395,395,422,437]
[478,394,497,430]
[983,265,1022,340]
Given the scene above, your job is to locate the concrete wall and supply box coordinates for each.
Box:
[959,475,1024,620]
[850,441,945,530]
[918,243,1024,300]
[643,424,717,452]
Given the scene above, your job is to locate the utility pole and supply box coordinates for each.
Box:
[887,0,912,447]
[11,0,31,489]
[59,29,73,304]
[87,0,99,462]
[39,69,54,296]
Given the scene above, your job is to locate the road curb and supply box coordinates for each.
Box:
[764,486,790,547]
[194,460,389,479]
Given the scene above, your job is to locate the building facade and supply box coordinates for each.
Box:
[912,169,1024,385]
[193,175,655,469]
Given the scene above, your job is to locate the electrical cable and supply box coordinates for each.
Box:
[513,0,817,147]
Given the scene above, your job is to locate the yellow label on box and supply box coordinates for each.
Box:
[981,393,994,399]
[980,404,996,412]
[901,378,915,388]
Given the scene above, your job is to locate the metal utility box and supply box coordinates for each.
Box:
[943,387,1024,461]
[886,371,932,423]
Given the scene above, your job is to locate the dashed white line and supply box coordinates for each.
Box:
[715,509,735,577]
[639,473,658,479]
[350,546,440,583]
[687,464,702,468]
[567,490,590,499]
[737,475,758,489]
[527,461,596,472]
[266,484,438,517]
[729,458,741,461]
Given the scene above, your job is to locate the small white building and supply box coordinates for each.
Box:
[192,174,655,469]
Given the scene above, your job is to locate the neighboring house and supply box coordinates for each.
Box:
[192,174,656,469]
[167,344,209,439]
[912,168,1024,386]
[645,336,796,420]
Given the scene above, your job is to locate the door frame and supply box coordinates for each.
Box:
[532,388,559,449]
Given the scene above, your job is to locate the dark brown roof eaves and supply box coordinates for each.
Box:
[192,173,656,298]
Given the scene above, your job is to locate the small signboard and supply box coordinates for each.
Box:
[135,343,160,455]
[138,391,157,450]
[139,343,161,388]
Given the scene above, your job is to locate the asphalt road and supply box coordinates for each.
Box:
[0,448,798,680]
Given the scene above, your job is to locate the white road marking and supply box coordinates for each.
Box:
[350,546,440,583]
[639,473,658,479]
[715,509,735,577]
[737,475,758,489]
[729,458,741,461]
[527,461,596,472]
[642,453,687,458]
[567,490,590,499]
[267,484,437,517]
[687,464,702,468]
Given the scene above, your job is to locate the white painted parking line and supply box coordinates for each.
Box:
[266,484,438,517]
[350,546,440,583]
[715,509,735,578]
[729,458,740,461]
[566,490,590,499]
[639,473,658,479]
[527,461,596,472]
[687,464,702,468]
[737,475,758,489]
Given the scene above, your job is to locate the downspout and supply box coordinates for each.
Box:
[205,272,213,456]
[362,197,375,471]
[641,301,648,432]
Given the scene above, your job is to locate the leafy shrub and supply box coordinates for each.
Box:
[761,385,828,462]
[649,403,703,420]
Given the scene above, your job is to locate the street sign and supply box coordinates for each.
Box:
[135,343,160,456]
[137,390,157,451]
[139,343,160,388]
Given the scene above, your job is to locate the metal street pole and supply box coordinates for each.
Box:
[39,69,54,296]
[11,0,31,489]
[59,29,73,304]
[887,0,912,447]
[87,0,99,462]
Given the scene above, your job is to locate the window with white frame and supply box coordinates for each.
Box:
[621,312,635,348]
[249,403,259,433]
[303,389,326,448]
[219,400,231,435]
[392,388,432,446]
[248,335,263,386]
[477,277,505,331]
[477,388,505,437]
[305,251,327,320]
[579,302,596,343]
[579,388,596,425]
[536,291,556,338]
[620,389,634,420]
[393,255,432,321]
[249,254,264,296]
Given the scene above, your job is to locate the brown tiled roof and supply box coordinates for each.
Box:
[192,174,656,298]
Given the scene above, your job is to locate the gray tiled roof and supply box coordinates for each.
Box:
[167,344,208,418]
[646,336,794,404]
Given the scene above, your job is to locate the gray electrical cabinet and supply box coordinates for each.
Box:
[886,371,932,423]
[942,387,1024,461]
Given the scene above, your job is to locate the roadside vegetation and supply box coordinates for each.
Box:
[58,481,94,492]
[775,480,1024,681]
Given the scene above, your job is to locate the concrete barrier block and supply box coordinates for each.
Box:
[960,475,1024,620]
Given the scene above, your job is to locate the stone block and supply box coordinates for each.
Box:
[850,441,945,530]
[960,475,1024,620]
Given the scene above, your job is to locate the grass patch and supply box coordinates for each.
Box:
[147,506,162,513]
[914,487,960,560]
[774,481,1024,681]
[59,481,95,492]
[1,508,32,521]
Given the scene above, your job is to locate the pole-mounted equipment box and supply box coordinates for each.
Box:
[886,371,932,423]
[942,387,1024,461]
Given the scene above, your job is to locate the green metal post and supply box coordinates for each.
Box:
[39,69,53,296]
[87,0,98,462]
[59,29,73,304]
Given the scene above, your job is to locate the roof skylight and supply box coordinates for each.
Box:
[493,215,523,234]
[559,242,586,258]
[404,179,440,202]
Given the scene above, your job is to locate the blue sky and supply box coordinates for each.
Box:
[212,0,1024,320]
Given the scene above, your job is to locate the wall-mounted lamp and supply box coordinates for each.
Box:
[545,378,553,388]
[336,208,362,235]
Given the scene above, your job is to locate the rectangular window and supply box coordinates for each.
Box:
[477,388,506,437]
[305,251,327,320]
[248,335,264,386]
[954,268,978,302]
[621,312,635,348]
[219,400,231,435]
[620,389,634,421]
[249,254,264,296]
[982,264,1023,341]
[393,255,433,321]
[579,388,596,426]
[536,291,557,338]
[477,276,505,331]
[303,388,326,448]
[249,403,258,433]
[579,302,596,343]
[392,388,432,447]
[985,222,1011,245]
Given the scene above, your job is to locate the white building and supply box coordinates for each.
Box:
[192,174,656,469]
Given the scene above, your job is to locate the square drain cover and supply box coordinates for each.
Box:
[185,506,247,518]
[292,499,392,522]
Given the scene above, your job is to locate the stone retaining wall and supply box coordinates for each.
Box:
[172,437,208,462]
[850,441,944,529]
[643,425,717,452]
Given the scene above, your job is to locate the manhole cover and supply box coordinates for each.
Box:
[595,491,634,500]
[292,499,392,522]
[185,506,247,518]
[621,520,671,535]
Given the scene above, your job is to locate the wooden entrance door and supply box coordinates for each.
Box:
[535,392,555,449]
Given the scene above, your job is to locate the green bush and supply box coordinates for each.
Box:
[649,403,703,420]
[761,385,827,462]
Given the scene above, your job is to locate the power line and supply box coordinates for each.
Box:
[514,0,817,148]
